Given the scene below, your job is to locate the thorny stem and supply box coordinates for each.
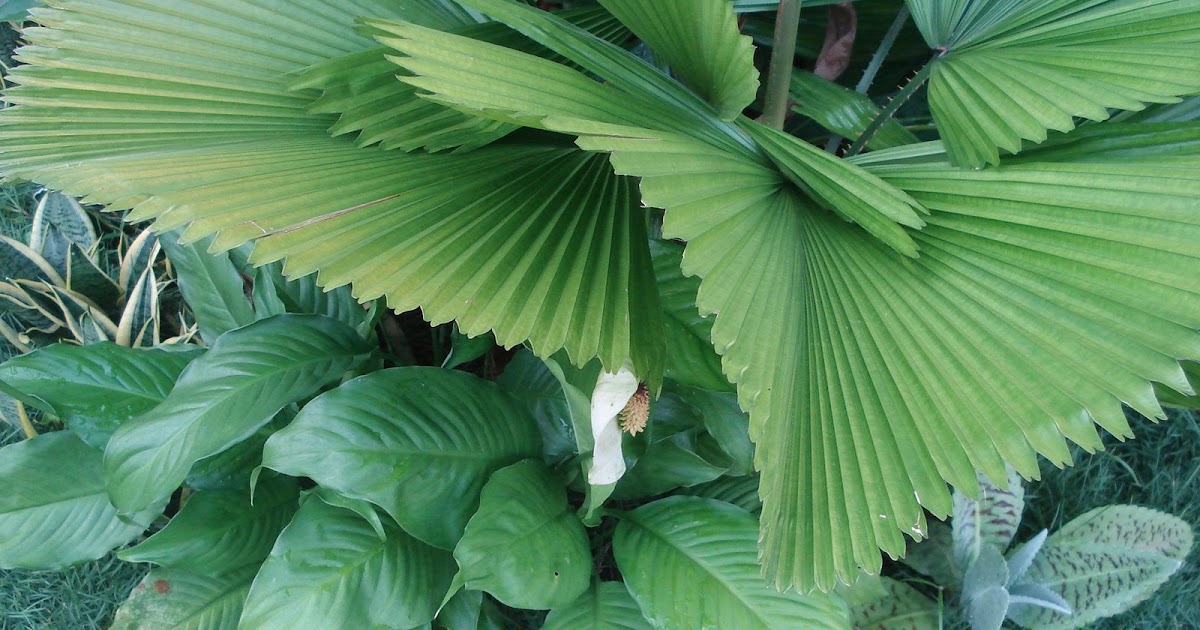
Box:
[845,58,936,158]
[762,0,803,130]
[825,6,912,153]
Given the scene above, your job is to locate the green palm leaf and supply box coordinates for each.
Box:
[596,0,758,120]
[0,0,664,381]
[907,0,1200,167]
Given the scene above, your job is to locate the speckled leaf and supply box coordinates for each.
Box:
[846,576,939,630]
[1008,506,1194,630]
[953,467,1026,569]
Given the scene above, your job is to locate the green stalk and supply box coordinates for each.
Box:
[762,0,802,130]
[845,59,936,158]
[825,6,911,153]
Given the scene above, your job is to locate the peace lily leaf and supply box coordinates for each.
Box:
[0,0,664,383]
[0,342,201,449]
[680,474,762,515]
[251,266,287,320]
[613,433,731,500]
[597,0,758,119]
[104,314,372,514]
[111,563,259,630]
[650,240,730,393]
[542,581,653,630]
[678,386,755,476]
[952,466,1026,568]
[790,71,920,151]
[436,589,506,630]
[119,476,299,572]
[0,432,161,570]
[496,349,577,465]
[240,498,455,630]
[0,0,38,22]
[443,324,494,370]
[453,461,591,610]
[159,231,254,344]
[907,0,1200,167]
[252,261,371,333]
[844,575,939,630]
[614,496,850,629]
[305,486,388,542]
[261,367,540,550]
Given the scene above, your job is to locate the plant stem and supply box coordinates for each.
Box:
[845,59,935,158]
[762,0,802,130]
[825,5,911,153]
[16,400,37,439]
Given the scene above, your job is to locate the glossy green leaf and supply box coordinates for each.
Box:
[680,474,762,515]
[160,231,254,344]
[240,498,455,630]
[613,496,850,629]
[650,240,729,393]
[119,476,299,571]
[0,0,38,22]
[908,0,1200,167]
[1008,505,1194,630]
[542,581,652,630]
[496,349,578,466]
[453,461,591,610]
[612,434,730,500]
[251,261,371,333]
[901,519,959,587]
[262,367,540,549]
[790,71,920,150]
[104,314,371,514]
[111,563,259,630]
[305,486,387,541]
[0,342,200,449]
[953,467,1026,567]
[443,324,495,370]
[597,0,757,119]
[679,386,755,476]
[0,432,161,569]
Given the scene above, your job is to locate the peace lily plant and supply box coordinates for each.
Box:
[1,0,1199,627]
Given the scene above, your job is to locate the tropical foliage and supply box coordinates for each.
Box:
[849,469,1193,630]
[1,0,1199,622]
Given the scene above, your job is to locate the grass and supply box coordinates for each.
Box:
[1018,408,1200,629]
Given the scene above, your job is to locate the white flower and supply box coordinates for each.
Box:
[587,365,639,485]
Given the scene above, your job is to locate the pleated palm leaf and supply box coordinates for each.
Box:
[2,0,1199,593]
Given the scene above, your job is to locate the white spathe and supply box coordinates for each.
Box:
[587,365,639,485]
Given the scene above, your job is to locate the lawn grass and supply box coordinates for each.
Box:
[1019,408,1200,628]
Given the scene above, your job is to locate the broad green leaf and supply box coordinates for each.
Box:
[612,434,730,500]
[111,563,259,630]
[0,0,39,22]
[0,432,161,569]
[952,467,1026,568]
[251,261,371,333]
[542,581,652,630]
[597,0,757,119]
[844,575,939,630]
[679,386,755,476]
[443,324,494,370]
[680,474,762,515]
[261,367,540,549]
[251,266,287,320]
[453,461,591,610]
[436,589,506,630]
[790,71,920,150]
[119,476,299,572]
[739,120,927,258]
[907,0,1200,167]
[306,486,388,541]
[104,314,372,514]
[496,349,577,465]
[650,240,730,393]
[0,342,200,449]
[1008,505,1194,630]
[159,231,254,344]
[613,496,850,629]
[240,498,455,630]
[0,0,665,384]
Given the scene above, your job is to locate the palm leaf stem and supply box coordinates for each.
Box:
[763,0,803,129]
